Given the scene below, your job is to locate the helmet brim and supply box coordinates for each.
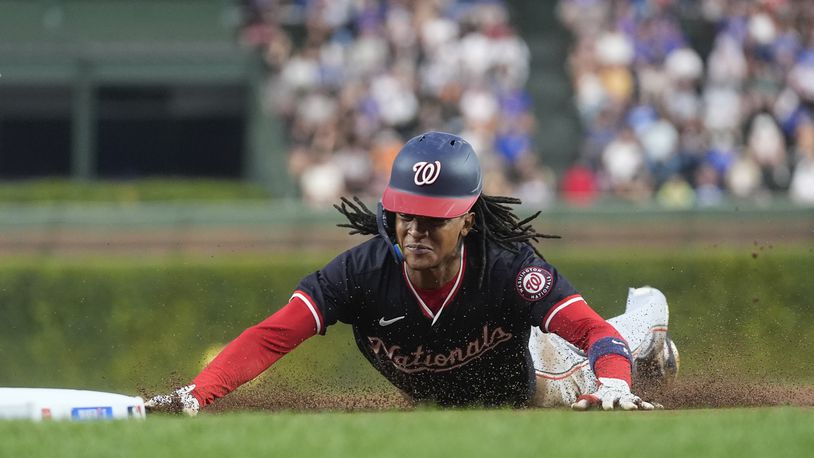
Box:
[381,186,479,219]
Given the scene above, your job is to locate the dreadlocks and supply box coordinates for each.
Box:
[333,195,559,287]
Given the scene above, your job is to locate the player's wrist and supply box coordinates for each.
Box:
[593,353,632,386]
[587,336,632,371]
[189,385,205,410]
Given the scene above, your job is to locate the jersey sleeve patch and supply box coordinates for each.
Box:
[514,266,554,302]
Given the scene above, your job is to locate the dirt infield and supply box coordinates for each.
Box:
[639,378,814,409]
[207,387,412,413]
[197,377,814,413]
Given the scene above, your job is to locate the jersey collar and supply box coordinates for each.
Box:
[402,244,466,326]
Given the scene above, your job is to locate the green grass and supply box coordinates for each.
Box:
[0,407,811,458]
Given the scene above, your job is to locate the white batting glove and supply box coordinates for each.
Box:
[144,384,200,416]
[571,378,662,411]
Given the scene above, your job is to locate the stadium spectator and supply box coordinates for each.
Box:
[790,116,814,204]
[560,161,600,206]
[245,0,814,207]
[558,0,814,206]
[242,0,544,207]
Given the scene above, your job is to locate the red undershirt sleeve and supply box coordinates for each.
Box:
[190,297,318,407]
[544,298,632,386]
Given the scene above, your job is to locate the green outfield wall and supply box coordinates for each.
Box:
[1,247,812,396]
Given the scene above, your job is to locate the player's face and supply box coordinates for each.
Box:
[395,212,475,272]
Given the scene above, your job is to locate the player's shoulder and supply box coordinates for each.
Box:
[485,240,546,271]
[481,241,572,305]
[332,236,392,275]
[480,241,556,285]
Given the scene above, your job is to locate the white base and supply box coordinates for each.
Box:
[0,388,145,421]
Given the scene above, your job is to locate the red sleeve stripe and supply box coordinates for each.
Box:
[543,294,586,332]
[290,291,323,335]
[535,361,589,381]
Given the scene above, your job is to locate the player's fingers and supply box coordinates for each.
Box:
[144,398,162,413]
[571,394,599,411]
[637,401,655,410]
[144,394,177,413]
[602,397,616,411]
[619,398,639,410]
[570,399,591,410]
[641,400,663,410]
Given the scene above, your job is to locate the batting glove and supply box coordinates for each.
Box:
[144,384,200,416]
[571,378,662,411]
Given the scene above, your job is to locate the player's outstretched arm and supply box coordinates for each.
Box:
[544,298,661,411]
[145,297,318,415]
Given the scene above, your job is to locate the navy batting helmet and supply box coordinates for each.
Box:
[381,131,483,218]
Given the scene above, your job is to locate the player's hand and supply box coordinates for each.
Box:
[144,384,200,416]
[571,378,662,411]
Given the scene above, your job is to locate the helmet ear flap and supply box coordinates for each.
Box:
[377,202,403,264]
[383,210,396,233]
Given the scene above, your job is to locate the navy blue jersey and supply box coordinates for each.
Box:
[293,236,579,406]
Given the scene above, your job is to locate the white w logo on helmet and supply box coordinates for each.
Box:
[412,161,442,186]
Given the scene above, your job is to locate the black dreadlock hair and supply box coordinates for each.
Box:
[333,195,560,288]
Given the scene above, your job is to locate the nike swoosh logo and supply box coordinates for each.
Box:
[379,316,406,326]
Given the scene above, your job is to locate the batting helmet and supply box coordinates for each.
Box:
[381,131,483,218]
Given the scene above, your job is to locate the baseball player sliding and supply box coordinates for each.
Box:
[146,131,678,414]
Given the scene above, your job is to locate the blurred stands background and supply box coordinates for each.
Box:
[0,0,812,255]
[558,0,814,207]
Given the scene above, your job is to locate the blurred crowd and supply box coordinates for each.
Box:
[558,0,814,206]
[241,0,553,207]
[241,0,814,207]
